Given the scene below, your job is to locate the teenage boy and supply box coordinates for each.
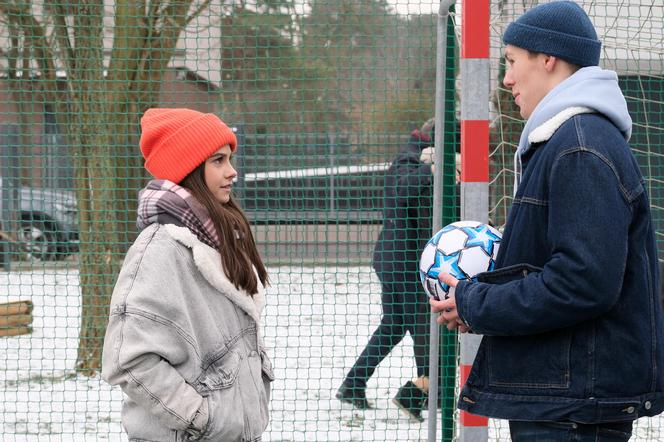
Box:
[431,2,664,441]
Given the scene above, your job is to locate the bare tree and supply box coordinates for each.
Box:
[0,0,212,374]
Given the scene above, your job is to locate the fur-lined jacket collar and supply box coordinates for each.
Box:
[162,223,265,324]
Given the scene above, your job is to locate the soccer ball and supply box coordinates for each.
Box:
[419,220,502,300]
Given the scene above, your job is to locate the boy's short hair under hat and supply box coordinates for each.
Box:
[140,108,237,184]
[503,1,601,68]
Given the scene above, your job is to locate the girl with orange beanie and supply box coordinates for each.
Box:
[101,108,272,441]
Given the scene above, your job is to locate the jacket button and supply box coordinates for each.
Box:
[626,406,635,414]
[645,401,652,410]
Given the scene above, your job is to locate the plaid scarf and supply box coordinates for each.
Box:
[137,179,219,249]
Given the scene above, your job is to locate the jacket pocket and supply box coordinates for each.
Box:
[259,349,275,383]
[476,263,542,285]
[259,348,274,406]
[197,349,241,392]
[486,329,572,389]
[199,390,245,441]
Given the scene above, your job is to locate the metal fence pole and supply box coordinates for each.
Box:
[233,125,247,209]
[458,1,490,440]
[329,133,336,213]
[429,2,457,441]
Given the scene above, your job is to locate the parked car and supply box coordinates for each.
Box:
[0,178,79,260]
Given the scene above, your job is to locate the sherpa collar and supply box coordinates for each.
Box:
[162,223,265,323]
[528,106,594,145]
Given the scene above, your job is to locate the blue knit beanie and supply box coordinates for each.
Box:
[503,1,601,67]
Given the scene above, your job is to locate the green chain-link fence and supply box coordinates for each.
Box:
[0,1,662,440]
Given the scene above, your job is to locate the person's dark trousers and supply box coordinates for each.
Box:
[509,420,633,442]
[342,278,421,388]
[413,288,430,379]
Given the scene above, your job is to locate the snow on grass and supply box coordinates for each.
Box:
[0,266,661,441]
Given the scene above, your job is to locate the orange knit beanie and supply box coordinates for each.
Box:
[140,108,237,184]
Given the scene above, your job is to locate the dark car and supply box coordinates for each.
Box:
[0,178,79,260]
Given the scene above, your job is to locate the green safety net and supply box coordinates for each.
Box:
[0,1,661,441]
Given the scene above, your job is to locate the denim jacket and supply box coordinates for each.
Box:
[102,224,273,441]
[455,109,664,423]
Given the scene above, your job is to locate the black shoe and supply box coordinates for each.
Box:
[336,383,372,409]
[392,381,428,422]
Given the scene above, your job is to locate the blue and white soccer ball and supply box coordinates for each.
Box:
[419,220,502,301]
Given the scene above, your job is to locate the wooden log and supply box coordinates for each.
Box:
[0,313,32,327]
[0,301,34,337]
[0,326,32,337]
[0,300,33,316]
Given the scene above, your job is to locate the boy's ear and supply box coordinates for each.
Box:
[543,54,558,72]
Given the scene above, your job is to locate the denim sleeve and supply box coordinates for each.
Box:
[101,235,206,433]
[102,310,205,430]
[456,149,631,336]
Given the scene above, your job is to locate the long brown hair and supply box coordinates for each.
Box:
[181,164,268,295]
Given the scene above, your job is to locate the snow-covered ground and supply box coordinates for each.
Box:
[0,266,662,441]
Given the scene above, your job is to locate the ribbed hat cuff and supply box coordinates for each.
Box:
[144,113,237,183]
[504,22,601,67]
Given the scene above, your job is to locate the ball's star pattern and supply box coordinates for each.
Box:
[463,225,501,256]
[420,222,502,299]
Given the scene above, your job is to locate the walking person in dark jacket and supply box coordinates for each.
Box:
[431,3,664,441]
[336,118,436,420]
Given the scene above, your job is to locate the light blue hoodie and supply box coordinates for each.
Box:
[513,66,632,190]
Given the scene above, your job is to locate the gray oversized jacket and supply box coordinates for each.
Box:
[102,223,273,441]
